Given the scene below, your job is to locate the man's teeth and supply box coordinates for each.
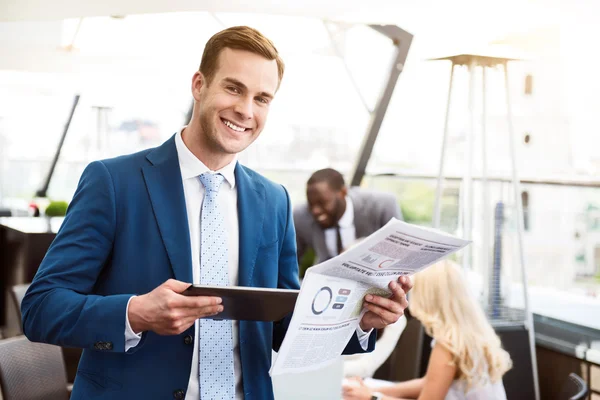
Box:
[224,120,246,132]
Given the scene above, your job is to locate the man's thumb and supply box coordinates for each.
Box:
[163,279,191,293]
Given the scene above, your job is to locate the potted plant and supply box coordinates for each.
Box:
[45,201,69,217]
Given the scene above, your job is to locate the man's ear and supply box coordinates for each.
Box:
[191,71,205,101]
[340,185,348,198]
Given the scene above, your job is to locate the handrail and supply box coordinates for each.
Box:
[368,172,600,189]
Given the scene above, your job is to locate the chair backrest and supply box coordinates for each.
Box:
[0,336,69,400]
[10,283,30,321]
[8,283,30,336]
[560,373,588,400]
[494,323,536,400]
[373,315,425,381]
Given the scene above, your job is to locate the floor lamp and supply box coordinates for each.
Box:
[430,53,540,400]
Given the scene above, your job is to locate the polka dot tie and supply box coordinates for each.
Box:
[198,172,235,399]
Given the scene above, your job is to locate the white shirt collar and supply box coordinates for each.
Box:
[174,127,237,189]
[337,195,354,228]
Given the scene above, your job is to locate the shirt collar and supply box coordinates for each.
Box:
[337,195,354,228]
[174,128,237,189]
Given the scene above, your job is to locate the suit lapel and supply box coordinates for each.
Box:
[235,164,265,287]
[142,136,193,283]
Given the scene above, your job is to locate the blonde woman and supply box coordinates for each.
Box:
[343,260,512,400]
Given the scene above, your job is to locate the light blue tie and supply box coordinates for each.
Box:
[198,172,235,399]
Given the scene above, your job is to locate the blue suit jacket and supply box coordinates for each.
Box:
[21,136,376,400]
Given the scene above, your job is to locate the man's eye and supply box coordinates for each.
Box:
[227,86,241,94]
[256,97,269,105]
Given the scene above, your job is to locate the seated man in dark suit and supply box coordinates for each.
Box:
[294,168,403,265]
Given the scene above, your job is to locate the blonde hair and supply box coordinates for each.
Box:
[199,26,285,89]
[409,260,512,390]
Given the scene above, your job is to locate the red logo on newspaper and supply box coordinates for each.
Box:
[378,259,393,268]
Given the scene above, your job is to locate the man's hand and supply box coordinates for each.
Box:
[128,279,223,335]
[359,276,412,332]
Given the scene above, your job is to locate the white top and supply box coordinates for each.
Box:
[444,379,507,400]
[124,129,371,400]
[324,196,355,256]
[431,340,507,400]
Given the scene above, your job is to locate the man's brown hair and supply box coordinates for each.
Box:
[199,26,285,89]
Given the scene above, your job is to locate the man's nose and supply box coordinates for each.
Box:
[234,96,253,120]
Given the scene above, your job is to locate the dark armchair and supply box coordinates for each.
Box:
[560,372,588,400]
[0,336,69,400]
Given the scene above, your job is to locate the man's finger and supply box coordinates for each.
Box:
[399,275,413,293]
[162,279,193,293]
[194,304,224,317]
[389,283,409,310]
[364,302,402,324]
[388,281,409,309]
[170,295,222,309]
[365,294,404,315]
[180,304,223,324]
[189,296,223,309]
[177,303,223,319]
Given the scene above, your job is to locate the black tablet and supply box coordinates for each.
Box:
[182,285,300,321]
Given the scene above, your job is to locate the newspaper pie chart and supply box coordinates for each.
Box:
[311,287,333,315]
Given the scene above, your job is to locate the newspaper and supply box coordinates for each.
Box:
[270,218,470,376]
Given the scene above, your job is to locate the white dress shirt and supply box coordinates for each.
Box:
[124,129,371,399]
[324,196,356,256]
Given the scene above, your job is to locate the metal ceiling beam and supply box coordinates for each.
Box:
[35,94,80,198]
[349,25,412,187]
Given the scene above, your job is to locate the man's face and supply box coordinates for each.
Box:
[193,48,279,159]
[306,182,347,229]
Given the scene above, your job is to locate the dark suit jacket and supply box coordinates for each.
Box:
[21,136,375,400]
[294,187,403,264]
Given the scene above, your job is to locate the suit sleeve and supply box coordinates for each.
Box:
[342,329,377,355]
[293,207,308,262]
[381,193,403,225]
[21,161,133,353]
[273,186,301,351]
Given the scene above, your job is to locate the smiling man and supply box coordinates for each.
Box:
[294,168,404,265]
[22,27,412,400]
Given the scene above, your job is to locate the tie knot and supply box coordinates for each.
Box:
[199,172,225,193]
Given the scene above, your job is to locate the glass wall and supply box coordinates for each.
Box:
[0,13,395,209]
[2,9,599,330]
[363,174,600,329]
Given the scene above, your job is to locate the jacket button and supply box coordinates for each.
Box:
[105,342,113,350]
[173,389,185,399]
[183,335,193,345]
